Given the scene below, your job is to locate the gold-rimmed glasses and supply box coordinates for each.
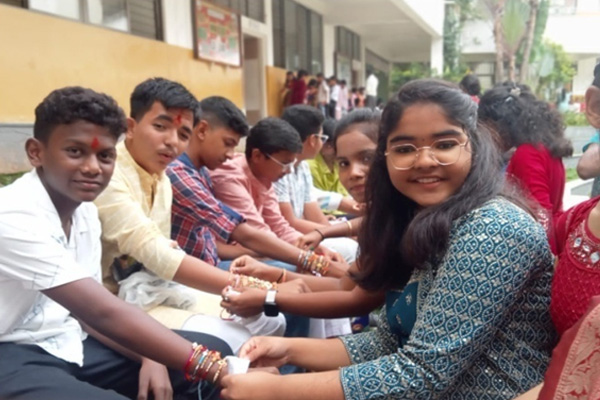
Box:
[385,138,469,170]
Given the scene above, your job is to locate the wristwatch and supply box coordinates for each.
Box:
[263,289,279,317]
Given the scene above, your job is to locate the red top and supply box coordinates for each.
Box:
[506,143,565,253]
[289,78,307,105]
[551,197,600,335]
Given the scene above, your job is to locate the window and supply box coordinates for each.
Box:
[24,0,162,40]
[272,0,323,74]
[0,0,28,7]
[205,0,265,22]
[87,0,128,32]
[29,0,81,20]
[336,27,361,62]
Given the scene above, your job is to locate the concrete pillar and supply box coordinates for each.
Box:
[430,36,444,76]
[323,24,335,76]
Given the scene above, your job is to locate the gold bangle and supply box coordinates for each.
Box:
[345,220,353,236]
[212,359,228,384]
[276,268,285,283]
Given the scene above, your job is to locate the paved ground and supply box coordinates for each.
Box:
[563,125,596,168]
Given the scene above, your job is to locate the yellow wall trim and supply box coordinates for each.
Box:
[0,4,243,123]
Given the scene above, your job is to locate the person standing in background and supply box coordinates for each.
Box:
[289,70,308,107]
[281,71,295,109]
[365,71,378,109]
[337,80,349,118]
[328,76,339,120]
[316,73,329,117]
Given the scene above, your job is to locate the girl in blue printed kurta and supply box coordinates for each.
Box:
[219,79,557,400]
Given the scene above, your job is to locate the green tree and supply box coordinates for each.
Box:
[390,63,432,93]
[535,41,576,101]
[519,0,540,80]
[483,0,549,83]
[443,0,480,82]
[501,0,530,81]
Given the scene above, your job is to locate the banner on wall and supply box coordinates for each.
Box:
[192,0,242,67]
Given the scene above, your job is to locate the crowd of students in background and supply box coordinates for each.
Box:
[282,69,379,120]
[2,63,600,399]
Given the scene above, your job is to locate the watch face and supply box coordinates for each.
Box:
[264,303,279,317]
[264,290,279,317]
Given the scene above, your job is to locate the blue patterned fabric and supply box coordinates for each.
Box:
[339,198,557,399]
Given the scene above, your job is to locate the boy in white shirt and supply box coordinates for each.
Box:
[0,87,231,400]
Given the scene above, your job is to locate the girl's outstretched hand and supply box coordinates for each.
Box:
[295,230,324,250]
[229,255,279,281]
[239,336,291,368]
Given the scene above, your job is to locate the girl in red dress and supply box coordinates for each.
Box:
[479,83,573,254]
[515,62,600,400]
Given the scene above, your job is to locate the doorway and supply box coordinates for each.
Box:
[242,34,265,125]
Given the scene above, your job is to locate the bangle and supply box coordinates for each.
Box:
[315,229,325,241]
[297,250,305,265]
[212,359,228,384]
[345,220,353,236]
[184,343,207,382]
[276,268,285,283]
[183,344,197,381]
[191,350,209,382]
[201,351,220,381]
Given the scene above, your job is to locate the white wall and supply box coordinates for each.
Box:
[573,57,599,95]
[545,15,600,55]
[398,0,444,37]
[461,19,496,54]
[577,0,600,13]
[462,8,600,57]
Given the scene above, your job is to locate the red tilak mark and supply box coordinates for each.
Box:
[174,113,182,126]
[91,137,100,149]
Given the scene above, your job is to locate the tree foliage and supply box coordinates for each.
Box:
[390,63,433,93]
[534,40,576,100]
[442,0,480,83]
[483,0,551,82]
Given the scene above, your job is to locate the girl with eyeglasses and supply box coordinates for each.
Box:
[219,79,556,400]
[478,83,573,254]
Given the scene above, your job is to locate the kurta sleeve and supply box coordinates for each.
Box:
[339,202,552,399]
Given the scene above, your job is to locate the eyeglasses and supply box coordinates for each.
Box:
[385,138,469,170]
[266,153,297,172]
[315,134,329,143]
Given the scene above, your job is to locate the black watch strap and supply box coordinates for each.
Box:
[263,289,279,317]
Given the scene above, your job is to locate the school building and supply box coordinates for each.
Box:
[0,0,445,173]
[461,0,600,95]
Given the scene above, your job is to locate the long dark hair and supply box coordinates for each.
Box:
[355,79,515,292]
[478,82,573,158]
[333,108,380,152]
[593,63,600,88]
